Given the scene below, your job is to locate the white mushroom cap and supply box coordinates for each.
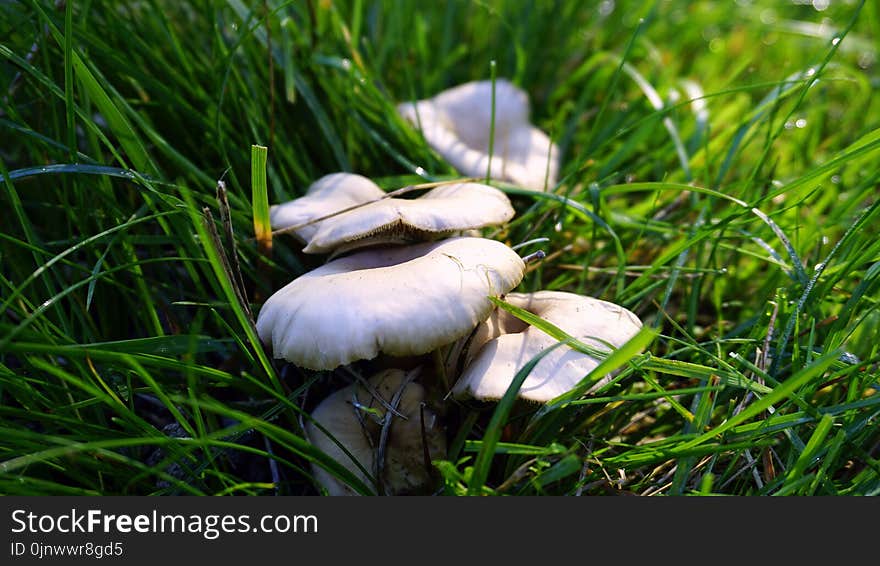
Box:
[302,182,516,255]
[398,79,560,191]
[451,291,643,403]
[305,368,446,496]
[255,237,526,370]
[268,172,386,242]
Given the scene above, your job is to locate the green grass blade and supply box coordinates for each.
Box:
[30,0,155,173]
[251,144,272,256]
[783,413,835,490]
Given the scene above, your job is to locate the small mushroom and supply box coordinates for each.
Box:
[300,181,516,255]
[451,291,643,403]
[255,237,526,370]
[269,172,386,243]
[305,368,446,495]
[398,79,560,191]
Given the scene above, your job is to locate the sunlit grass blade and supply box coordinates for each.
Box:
[672,349,842,455]
[251,144,273,294]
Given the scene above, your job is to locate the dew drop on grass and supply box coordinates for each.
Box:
[831,36,841,46]
[839,352,861,365]
[858,52,876,69]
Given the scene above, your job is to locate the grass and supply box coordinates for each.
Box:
[1,0,879,496]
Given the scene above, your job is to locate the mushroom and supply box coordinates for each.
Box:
[268,172,386,244]
[255,236,526,371]
[398,79,560,191]
[450,291,643,403]
[301,181,516,255]
[305,368,446,495]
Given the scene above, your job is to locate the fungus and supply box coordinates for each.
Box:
[450,291,643,403]
[255,237,526,370]
[301,181,516,255]
[305,368,446,496]
[398,79,560,191]
[268,172,386,243]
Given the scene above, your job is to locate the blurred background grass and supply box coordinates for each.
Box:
[1,0,879,495]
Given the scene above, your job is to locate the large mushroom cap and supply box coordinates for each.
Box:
[451,291,643,403]
[302,182,515,255]
[305,368,446,496]
[398,79,560,191]
[269,172,386,242]
[255,237,526,370]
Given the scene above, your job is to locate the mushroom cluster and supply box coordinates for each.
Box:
[257,83,642,496]
[258,173,524,494]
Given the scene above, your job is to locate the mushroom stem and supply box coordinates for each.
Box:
[418,401,438,483]
[431,348,451,394]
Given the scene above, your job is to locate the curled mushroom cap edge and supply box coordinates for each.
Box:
[451,290,644,403]
[398,79,560,192]
[255,236,527,371]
